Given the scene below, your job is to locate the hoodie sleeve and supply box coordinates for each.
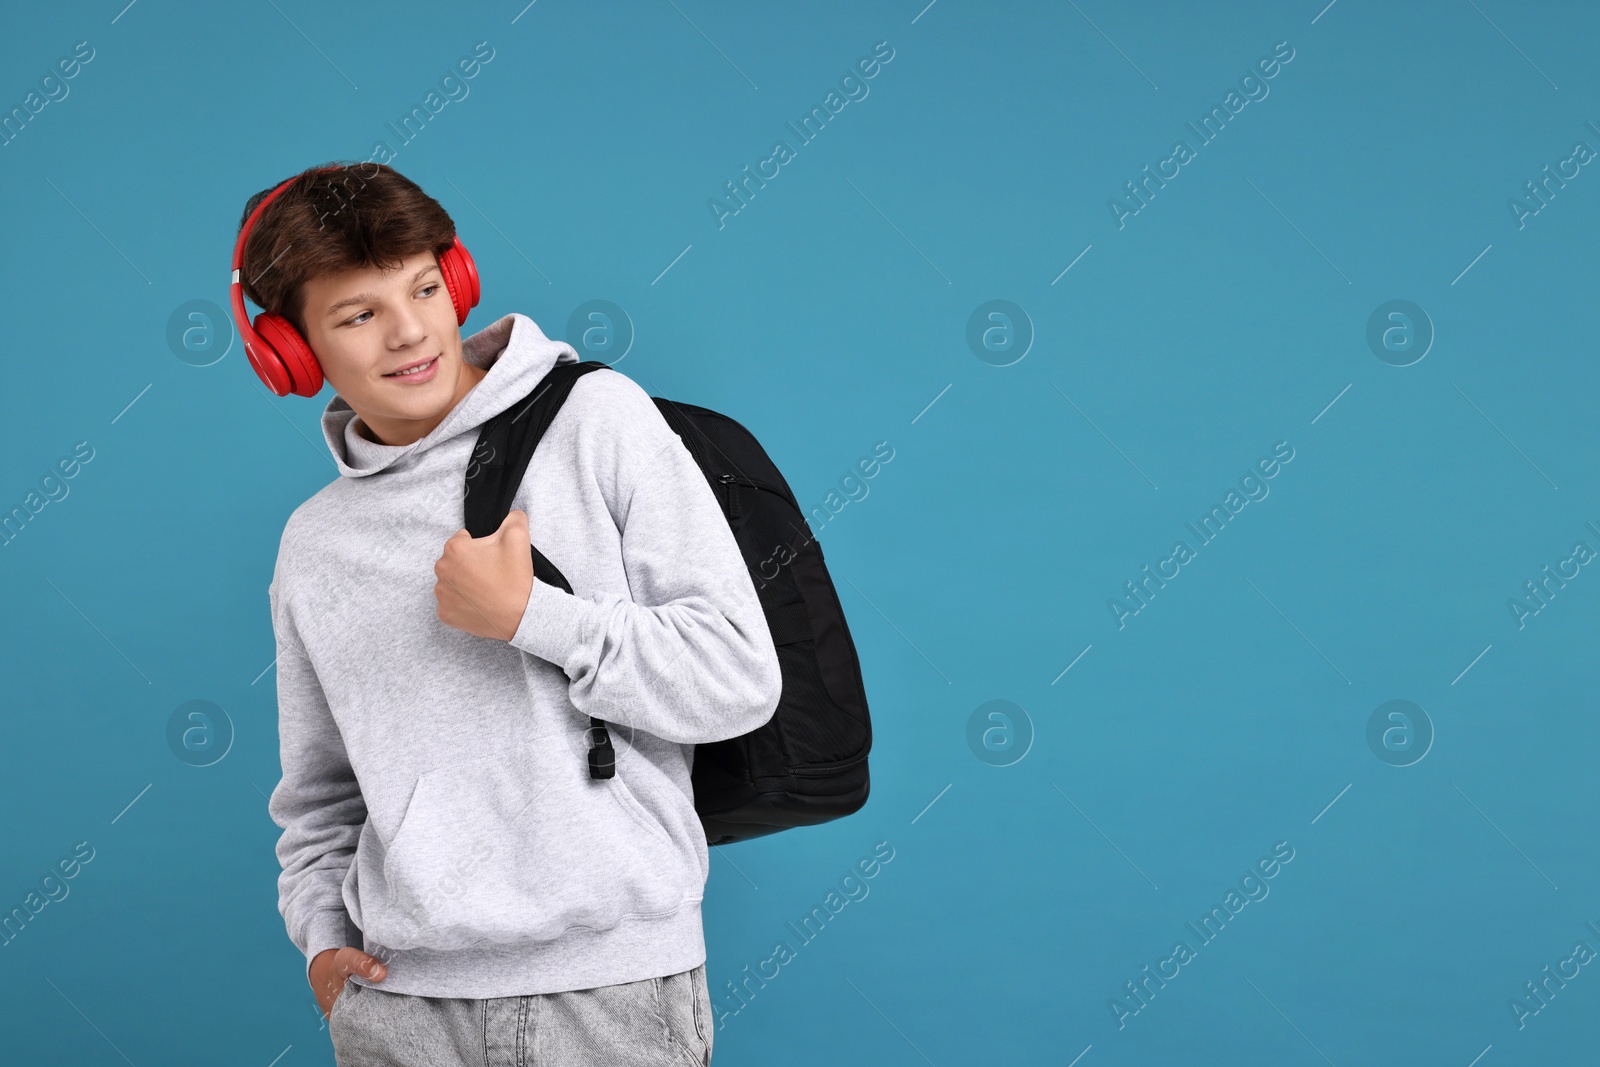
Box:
[266,580,367,983]
[507,436,783,746]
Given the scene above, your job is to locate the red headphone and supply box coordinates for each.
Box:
[229,166,481,397]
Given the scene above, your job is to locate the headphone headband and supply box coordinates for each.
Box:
[230,166,343,396]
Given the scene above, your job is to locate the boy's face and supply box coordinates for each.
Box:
[299,249,484,447]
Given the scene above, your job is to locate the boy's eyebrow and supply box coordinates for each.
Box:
[324,264,440,318]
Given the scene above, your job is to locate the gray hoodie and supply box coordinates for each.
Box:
[266,312,781,998]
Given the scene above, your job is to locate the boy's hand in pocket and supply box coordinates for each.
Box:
[310,946,387,1019]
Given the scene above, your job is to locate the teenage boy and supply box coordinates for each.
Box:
[244,162,780,1065]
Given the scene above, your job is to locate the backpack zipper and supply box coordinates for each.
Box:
[718,473,791,497]
[787,747,870,777]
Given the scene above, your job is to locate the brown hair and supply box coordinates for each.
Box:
[236,161,456,336]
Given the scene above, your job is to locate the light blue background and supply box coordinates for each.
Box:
[2,1,1597,1063]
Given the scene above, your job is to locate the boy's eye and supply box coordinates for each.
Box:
[339,283,436,326]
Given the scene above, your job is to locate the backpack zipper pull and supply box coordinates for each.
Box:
[718,473,740,522]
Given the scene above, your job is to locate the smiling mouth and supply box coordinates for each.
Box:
[384,356,439,377]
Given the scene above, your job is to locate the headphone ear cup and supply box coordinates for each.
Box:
[437,236,480,326]
[253,313,325,397]
[243,319,294,397]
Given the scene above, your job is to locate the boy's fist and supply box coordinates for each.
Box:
[311,946,387,1020]
[433,509,535,641]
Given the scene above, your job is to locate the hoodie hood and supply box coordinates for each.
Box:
[320,312,578,479]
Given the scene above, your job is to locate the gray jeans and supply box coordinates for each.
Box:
[330,963,713,1066]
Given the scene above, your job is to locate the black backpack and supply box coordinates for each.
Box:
[463,360,872,846]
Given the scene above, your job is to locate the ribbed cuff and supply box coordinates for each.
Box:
[508,577,598,671]
[300,906,364,982]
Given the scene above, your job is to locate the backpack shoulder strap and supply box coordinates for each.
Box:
[463,359,619,781]
[463,359,610,541]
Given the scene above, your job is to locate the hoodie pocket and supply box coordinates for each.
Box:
[362,754,692,951]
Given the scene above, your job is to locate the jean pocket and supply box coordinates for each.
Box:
[330,977,360,1022]
[659,965,711,1065]
[690,963,712,1059]
[659,966,716,1067]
